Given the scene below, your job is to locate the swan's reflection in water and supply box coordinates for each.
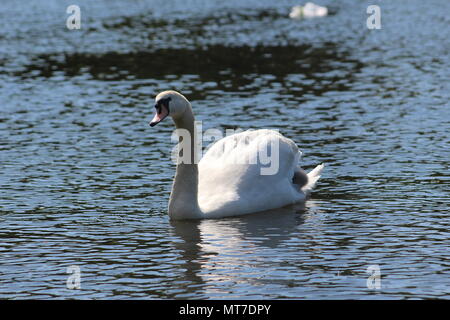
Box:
[170,203,314,298]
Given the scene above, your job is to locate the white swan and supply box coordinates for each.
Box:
[289,3,328,19]
[149,90,324,220]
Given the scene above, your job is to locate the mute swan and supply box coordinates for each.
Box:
[289,3,328,19]
[149,90,324,220]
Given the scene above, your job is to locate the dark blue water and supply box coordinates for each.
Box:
[0,0,449,299]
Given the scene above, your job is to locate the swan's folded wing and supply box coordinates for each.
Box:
[198,129,304,217]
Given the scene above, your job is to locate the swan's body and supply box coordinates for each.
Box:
[149,91,324,220]
[198,129,321,218]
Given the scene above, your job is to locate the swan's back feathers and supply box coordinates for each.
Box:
[198,129,305,218]
[202,129,298,168]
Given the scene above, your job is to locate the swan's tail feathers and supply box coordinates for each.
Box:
[302,163,325,195]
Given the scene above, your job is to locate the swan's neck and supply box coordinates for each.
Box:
[168,107,203,219]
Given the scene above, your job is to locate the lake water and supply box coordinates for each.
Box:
[0,0,449,299]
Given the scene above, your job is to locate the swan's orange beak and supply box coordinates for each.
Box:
[149,103,169,127]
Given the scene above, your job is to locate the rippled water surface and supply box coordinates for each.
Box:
[1,0,449,299]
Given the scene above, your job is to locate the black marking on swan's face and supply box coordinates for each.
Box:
[155,97,171,115]
[150,97,171,127]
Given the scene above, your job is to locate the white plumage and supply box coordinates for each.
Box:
[199,129,317,218]
[149,91,324,220]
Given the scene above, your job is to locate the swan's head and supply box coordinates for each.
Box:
[149,90,191,127]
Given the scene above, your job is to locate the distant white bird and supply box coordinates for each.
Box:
[149,91,324,220]
[289,2,328,19]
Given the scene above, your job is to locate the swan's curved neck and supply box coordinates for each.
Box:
[168,106,203,219]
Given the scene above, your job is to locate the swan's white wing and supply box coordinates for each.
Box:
[198,129,305,218]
